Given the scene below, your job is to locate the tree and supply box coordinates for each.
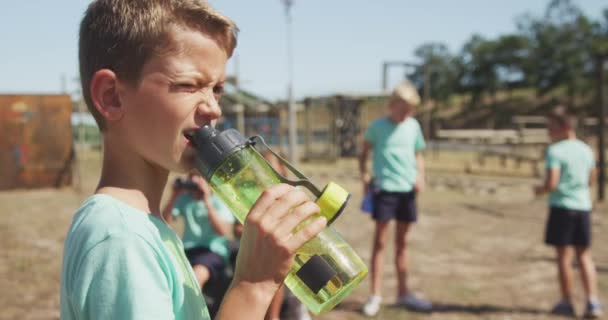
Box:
[518,0,598,104]
[492,34,532,96]
[408,42,459,105]
[458,35,501,104]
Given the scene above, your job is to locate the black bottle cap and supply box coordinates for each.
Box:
[189,125,248,180]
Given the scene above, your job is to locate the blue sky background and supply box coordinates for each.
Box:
[0,0,605,101]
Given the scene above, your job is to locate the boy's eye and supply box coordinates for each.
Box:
[213,85,225,98]
[176,83,198,92]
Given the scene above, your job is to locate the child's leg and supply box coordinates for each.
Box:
[190,249,226,290]
[575,246,599,302]
[370,221,390,296]
[192,264,212,288]
[395,221,412,297]
[556,246,575,302]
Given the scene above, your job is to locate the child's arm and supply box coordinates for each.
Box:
[204,198,232,236]
[589,167,597,187]
[215,184,326,320]
[195,177,233,236]
[534,168,560,195]
[359,141,372,192]
[415,152,425,192]
[161,190,181,224]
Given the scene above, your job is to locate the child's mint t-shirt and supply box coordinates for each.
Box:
[172,193,235,261]
[60,194,210,320]
[545,139,595,211]
[364,117,426,192]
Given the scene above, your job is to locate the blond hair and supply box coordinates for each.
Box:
[389,80,421,107]
[79,0,238,130]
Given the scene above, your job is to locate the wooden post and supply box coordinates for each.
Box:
[598,54,606,201]
[423,63,431,139]
[303,98,311,161]
[382,62,388,92]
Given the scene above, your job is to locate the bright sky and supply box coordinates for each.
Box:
[0,0,605,101]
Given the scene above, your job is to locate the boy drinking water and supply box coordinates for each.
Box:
[534,106,603,318]
[60,1,326,319]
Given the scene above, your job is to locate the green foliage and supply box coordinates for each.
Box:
[408,43,459,104]
[409,0,607,109]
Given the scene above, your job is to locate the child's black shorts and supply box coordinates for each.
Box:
[372,190,417,223]
[185,247,226,282]
[544,206,591,247]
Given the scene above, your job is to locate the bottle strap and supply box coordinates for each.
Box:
[249,136,322,197]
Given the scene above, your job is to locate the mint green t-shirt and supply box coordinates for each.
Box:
[545,139,595,211]
[60,194,210,320]
[172,193,235,261]
[364,117,426,192]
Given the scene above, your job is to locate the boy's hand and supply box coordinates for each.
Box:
[534,185,545,196]
[361,172,372,193]
[191,175,212,201]
[414,176,425,193]
[232,184,326,297]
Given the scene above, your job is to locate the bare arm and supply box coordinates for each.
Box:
[204,199,232,236]
[359,140,372,190]
[191,175,232,236]
[534,168,560,195]
[415,152,425,192]
[162,191,182,224]
[589,167,597,187]
[215,282,276,319]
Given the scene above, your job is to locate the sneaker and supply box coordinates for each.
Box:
[362,295,382,317]
[584,300,603,319]
[397,293,432,312]
[551,300,576,317]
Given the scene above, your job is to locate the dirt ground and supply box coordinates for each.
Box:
[1,151,606,320]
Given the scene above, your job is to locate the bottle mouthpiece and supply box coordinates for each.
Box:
[190,125,248,180]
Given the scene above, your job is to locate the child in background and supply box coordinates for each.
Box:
[534,106,603,318]
[359,80,431,317]
[162,173,235,314]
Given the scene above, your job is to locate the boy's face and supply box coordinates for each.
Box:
[388,99,413,122]
[115,26,228,173]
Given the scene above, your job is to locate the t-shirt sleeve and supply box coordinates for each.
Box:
[212,195,235,223]
[72,233,174,320]
[414,120,426,152]
[364,121,377,145]
[545,146,560,169]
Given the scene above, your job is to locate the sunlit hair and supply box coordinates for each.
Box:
[389,80,421,107]
[79,0,238,130]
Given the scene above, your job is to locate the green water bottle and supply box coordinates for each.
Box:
[189,125,368,315]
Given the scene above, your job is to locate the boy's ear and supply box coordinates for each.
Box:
[89,69,124,123]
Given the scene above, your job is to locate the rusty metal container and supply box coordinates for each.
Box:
[0,94,74,190]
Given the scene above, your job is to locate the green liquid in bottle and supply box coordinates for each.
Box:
[209,149,367,315]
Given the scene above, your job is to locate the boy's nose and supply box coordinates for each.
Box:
[195,96,222,123]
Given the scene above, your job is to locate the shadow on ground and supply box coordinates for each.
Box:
[333,299,548,317]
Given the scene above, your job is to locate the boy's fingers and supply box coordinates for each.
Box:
[285,216,327,252]
[260,189,310,229]
[247,184,293,222]
[274,201,320,239]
